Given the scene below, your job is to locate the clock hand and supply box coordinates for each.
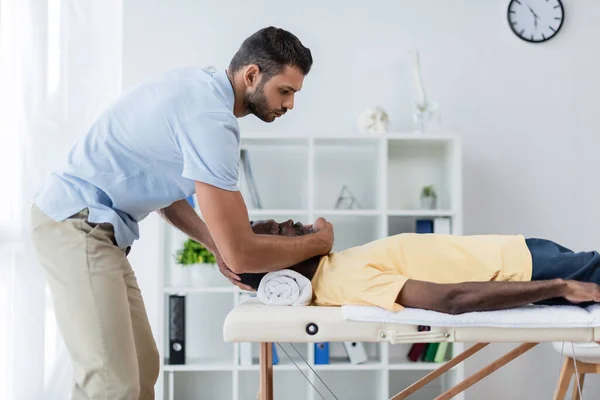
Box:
[526,5,540,30]
[527,5,539,19]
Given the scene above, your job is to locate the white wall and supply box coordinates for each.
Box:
[123,0,600,398]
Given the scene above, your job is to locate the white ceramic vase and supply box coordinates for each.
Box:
[170,265,191,287]
[188,263,216,287]
[420,196,437,210]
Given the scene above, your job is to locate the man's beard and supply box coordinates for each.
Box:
[245,83,274,122]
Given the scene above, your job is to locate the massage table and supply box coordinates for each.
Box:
[223,299,600,400]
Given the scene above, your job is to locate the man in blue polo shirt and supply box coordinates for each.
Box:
[30,26,333,400]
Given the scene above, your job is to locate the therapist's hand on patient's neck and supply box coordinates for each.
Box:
[195,181,333,274]
[311,217,334,251]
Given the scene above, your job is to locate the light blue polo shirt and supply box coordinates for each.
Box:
[34,68,241,248]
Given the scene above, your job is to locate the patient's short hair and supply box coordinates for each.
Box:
[239,272,267,291]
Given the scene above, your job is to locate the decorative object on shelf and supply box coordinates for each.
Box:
[240,148,263,209]
[419,185,437,209]
[357,106,389,135]
[175,238,217,287]
[411,50,439,133]
[334,185,362,209]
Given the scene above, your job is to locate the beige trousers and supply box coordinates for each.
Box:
[30,205,160,400]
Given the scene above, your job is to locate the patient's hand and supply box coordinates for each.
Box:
[216,252,255,292]
[563,280,600,304]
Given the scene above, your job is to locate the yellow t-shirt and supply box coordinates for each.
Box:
[311,233,533,312]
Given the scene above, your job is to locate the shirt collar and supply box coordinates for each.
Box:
[212,69,235,112]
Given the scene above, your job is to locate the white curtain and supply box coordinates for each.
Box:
[0,1,122,399]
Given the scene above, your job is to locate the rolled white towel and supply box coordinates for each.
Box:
[257,269,313,306]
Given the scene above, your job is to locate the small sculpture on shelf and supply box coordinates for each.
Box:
[420,185,437,210]
[411,49,440,133]
[334,185,362,210]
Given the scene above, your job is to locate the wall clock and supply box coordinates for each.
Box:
[507,0,565,43]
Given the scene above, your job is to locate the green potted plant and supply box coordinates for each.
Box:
[420,185,437,209]
[175,238,217,287]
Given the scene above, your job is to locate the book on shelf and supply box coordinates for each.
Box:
[407,342,449,363]
[240,149,262,209]
[407,342,427,362]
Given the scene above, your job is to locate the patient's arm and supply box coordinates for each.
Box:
[396,279,600,314]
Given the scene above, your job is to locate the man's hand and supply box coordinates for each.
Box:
[312,217,334,254]
[563,280,600,304]
[215,251,254,292]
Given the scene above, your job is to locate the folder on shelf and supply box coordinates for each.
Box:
[415,219,433,234]
[344,341,368,364]
[407,343,427,362]
[314,342,330,364]
[272,343,279,365]
[434,342,449,363]
[424,343,440,362]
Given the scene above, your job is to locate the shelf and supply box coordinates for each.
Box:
[314,209,380,216]
[164,286,240,294]
[164,360,447,372]
[312,360,383,371]
[163,358,235,371]
[239,363,309,372]
[314,136,380,147]
[241,137,309,147]
[388,361,447,371]
[240,132,458,141]
[387,209,455,217]
[247,209,308,216]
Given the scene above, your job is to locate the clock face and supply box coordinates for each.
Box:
[508,0,564,43]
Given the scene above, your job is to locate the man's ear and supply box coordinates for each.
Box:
[243,64,260,88]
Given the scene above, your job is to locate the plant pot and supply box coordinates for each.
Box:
[420,196,437,210]
[170,265,191,287]
[188,263,216,287]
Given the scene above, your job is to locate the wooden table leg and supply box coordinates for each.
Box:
[259,342,274,400]
[435,342,539,400]
[390,343,489,400]
[572,372,585,400]
[553,357,574,400]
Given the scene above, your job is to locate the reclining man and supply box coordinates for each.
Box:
[239,218,600,314]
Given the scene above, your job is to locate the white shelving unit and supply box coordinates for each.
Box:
[158,132,464,400]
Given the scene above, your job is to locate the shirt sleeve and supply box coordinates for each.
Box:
[356,269,409,312]
[176,111,240,191]
[313,265,409,313]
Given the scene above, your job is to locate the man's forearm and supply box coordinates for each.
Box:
[397,278,568,314]
[157,200,217,254]
[235,233,329,273]
[448,279,568,314]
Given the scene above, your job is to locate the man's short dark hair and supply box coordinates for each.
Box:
[229,26,313,80]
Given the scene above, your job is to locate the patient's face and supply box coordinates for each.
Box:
[251,219,313,236]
